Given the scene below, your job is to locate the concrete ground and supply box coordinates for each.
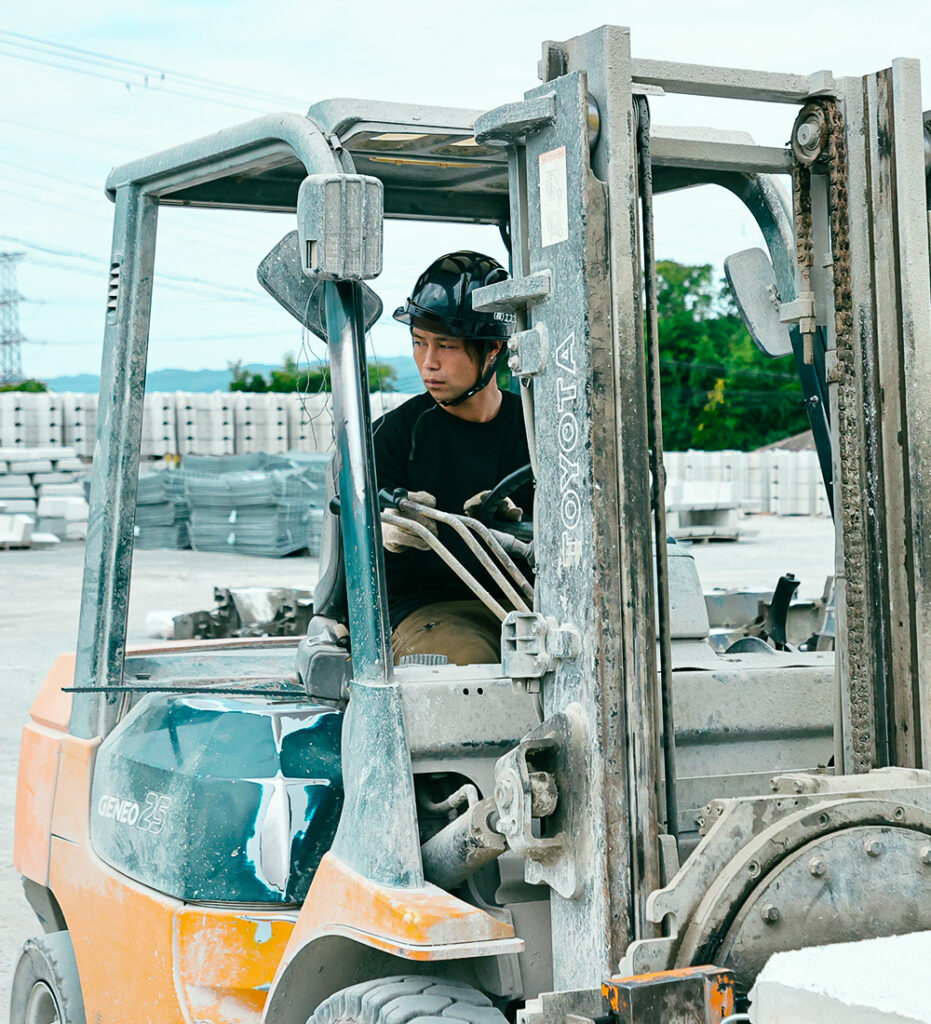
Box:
[0,514,835,1000]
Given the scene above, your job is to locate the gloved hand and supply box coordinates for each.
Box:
[382,490,439,553]
[463,490,523,522]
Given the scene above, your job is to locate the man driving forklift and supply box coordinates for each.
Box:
[373,250,534,665]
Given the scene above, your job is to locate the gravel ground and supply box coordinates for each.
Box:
[0,514,835,999]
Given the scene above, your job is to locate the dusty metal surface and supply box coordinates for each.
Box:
[476,25,653,986]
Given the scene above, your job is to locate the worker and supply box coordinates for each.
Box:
[373,250,533,665]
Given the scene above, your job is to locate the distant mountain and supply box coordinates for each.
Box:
[46,356,422,394]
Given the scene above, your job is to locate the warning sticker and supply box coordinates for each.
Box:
[539,146,569,248]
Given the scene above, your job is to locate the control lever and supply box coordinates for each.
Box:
[766,572,800,650]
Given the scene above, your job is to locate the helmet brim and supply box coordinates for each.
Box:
[393,299,512,340]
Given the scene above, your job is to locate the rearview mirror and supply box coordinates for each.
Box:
[724,247,793,358]
[257,231,384,342]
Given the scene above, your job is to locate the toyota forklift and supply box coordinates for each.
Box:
[13,24,931,1024]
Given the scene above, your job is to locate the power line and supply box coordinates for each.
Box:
[0,114,144,153]
[0,30,306,112]
[0,233,270,303]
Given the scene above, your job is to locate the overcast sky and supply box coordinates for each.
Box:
[1,1,929,382]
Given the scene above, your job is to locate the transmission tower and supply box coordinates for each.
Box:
[0,252,26,385]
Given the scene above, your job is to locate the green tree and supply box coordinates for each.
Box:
[657,260,809,451]
[228,354,396,394]
[0,378,48,393]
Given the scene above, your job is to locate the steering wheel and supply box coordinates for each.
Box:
[475,462,534,542]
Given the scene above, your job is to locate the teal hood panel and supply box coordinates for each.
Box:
[91,693,343,904]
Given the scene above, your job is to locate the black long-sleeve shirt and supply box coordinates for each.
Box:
[373,390,533,627]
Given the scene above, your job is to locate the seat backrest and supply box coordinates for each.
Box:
[313,455,348,621]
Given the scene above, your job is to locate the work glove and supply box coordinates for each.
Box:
[463,490,523,522]
[382,490,439,553]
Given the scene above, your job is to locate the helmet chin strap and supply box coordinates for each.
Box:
[438,344,499,408]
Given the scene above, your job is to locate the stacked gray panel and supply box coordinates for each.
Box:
[181,452,330,558]
[134,470,190,549]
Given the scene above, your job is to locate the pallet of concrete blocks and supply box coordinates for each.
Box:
[175,392,236,457]
[286,392,334,453]
[133,469,190,549]
[233,393,290,454]
[141,393,178,457]
[35,495,90,541]
[665,479,742,541]
[0,392,65,448]
[0,445,88,519]
[181,451,330,557]
[767,449,828,516]
[61,393,98,458]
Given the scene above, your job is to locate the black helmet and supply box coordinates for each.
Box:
[393,251,515,340]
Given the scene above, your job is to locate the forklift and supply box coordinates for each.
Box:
[12,24,931,1024]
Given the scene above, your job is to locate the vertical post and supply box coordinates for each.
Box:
[324,279,423,888]
[325,279,393,683]
[836,59,931,770]
[479,25,659,988]
[560,24,663,950]
[70,184,156,739]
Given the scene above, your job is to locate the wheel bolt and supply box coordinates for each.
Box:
[919,845,931,865]
[809,857,827,877]
[761,903,781,924]
[865,838,883,858]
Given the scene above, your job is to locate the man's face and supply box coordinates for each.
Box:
[412,327,485,404]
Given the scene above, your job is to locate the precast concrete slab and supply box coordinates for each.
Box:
[750,930,931,1023]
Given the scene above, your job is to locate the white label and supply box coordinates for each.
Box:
[539,146,569,248]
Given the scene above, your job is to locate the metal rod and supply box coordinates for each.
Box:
[459,517,535,603]
[399,498,531,612]
[381,511,507,621]
[635,95,679,842]
[325,279,393,684]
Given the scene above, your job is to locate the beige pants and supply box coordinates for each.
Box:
[391,600,501,666]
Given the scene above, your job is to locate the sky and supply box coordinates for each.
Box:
[1,0,929,384]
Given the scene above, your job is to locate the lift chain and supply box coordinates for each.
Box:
[793,98,873,773]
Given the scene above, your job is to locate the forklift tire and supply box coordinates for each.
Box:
[10,931,86,1024]
[308,974,507,1024]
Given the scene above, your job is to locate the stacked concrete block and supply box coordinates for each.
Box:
[36,495,90,540]
[666,479,742,541]
[61,393,98,457]
[0,513,34,546]
[287,393,335,453]
[234,393,290,454]
[0,392,64,448]
[768,449,825,516]
[0,446,90,537]
[661,448,829,518]
[176,392,236,456]
[2,391,418,458]
[140,393,177,457]
[741,451,768,514]
[0,472,37,514]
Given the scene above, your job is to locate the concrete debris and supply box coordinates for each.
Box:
[147,585,315,640]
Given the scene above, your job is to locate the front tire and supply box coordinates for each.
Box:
[10,932,86,1024]
[308,974,507,1024]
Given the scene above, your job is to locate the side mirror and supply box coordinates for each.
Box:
[257,231,384,342]
[724,247,793,358]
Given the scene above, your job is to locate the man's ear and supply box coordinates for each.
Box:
[487,338,505,362]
